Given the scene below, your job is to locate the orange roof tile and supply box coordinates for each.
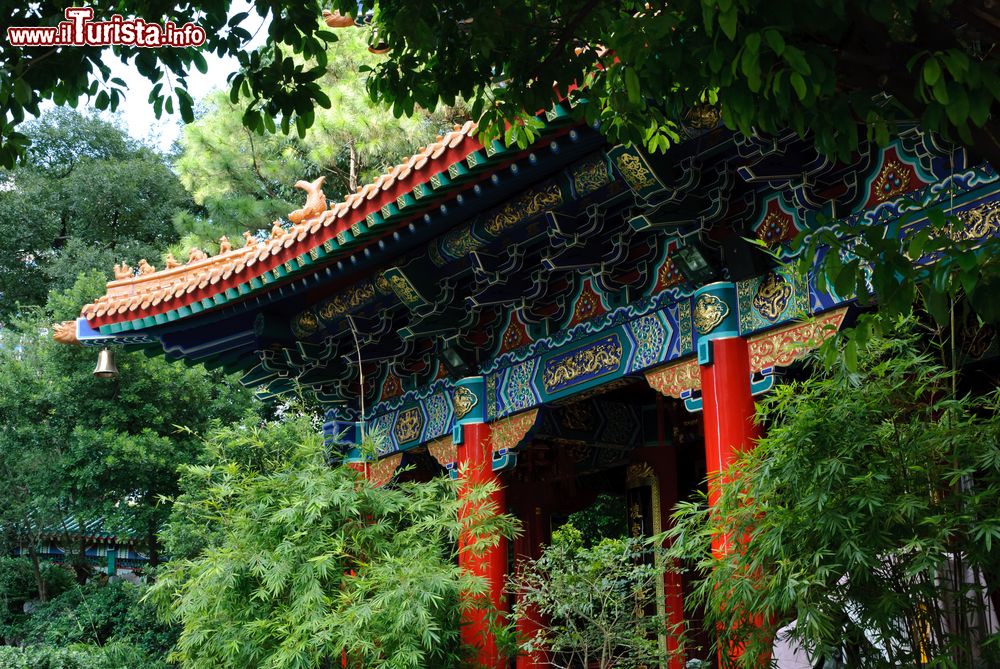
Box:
[78,121,481,328]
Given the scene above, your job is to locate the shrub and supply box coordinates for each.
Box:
[0,557,74,613]
[16,580,177,659]
[0,643,168,669]
[667,328,1000,668]
[507,524,669,669]
[0,646,99,669]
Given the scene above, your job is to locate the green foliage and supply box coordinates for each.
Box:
[0,643,168,669]
[0,1,339,168]
[14,581,176,659]
[160,414,315,560]
[0,646,103,669]
[347,0,1000,164]
[564,493,628,545]
[12,2,994,183]
[170,30,464,254]
[0,579,172,669]
[0,108,191,318]
[507,524,668,669]
[149,417,516,669]
[0,558,73,625]
[794,205,1000,372]
[666,324,1000,668]
[0,273,256,571]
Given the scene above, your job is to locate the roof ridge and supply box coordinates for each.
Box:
[77,120,480,324]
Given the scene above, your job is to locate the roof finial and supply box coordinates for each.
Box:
[113,262,133,280]
[288,176,328,224]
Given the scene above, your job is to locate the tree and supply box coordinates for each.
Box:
[169,30,465,256]
[665,324,1000,668]
[0,271,255,590]
[13,2,997,167]
[563,493,628,546]
[506,524,668,669]
[149,416,516,669]
[0,1,338,168]
[344,1,1000,164]
[0,108,191,318]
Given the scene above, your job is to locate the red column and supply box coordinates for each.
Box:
[458,420,508,669]
[514,505,549,669]
[657,396,688,669]
[694,282,765,667]
[631,405,687,669]
[700,336,759,556]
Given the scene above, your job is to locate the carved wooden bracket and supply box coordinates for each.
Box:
[427,436,457,468]
[368,452,403,487]
[489,409,540,454]
[644,307,848,399]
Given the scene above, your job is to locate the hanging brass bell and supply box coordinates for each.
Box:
[93,348,119,378]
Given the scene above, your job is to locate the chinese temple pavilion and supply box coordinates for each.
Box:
[19,516,149,577]
[55,105,998,667]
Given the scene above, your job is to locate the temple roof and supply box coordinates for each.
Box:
[36,516,140,545]
[73,120,486,331]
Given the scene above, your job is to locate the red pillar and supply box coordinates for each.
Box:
[514,505,549,669]
[693,282,765,667]
[631,407,687,669]
[700,337,759,556]
[457,381,508,669]
[693,282,758,555]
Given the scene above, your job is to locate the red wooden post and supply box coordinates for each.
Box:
[693,282,764,667]
[514,505,549,669]
[456,377,508,669]
[631,399,687,669]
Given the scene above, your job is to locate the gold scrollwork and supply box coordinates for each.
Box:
[318,281,376,320]
[484,183,563,237]
[393,407,423,444]
[693,293,729,335]
[375,273,393,294]
[442,226,482,259]
[369,453,403,487]
[293,310,319,337]
[752,273,793,322]
[757,210,794,247]
[386,273,421,305]
[489,409,539,453]
[542,335,623,393]
[685,103,722,130]
[955,200,1000,241]
[872,159,912,202]
[452,386,479,420]
[426,436,457,467]
[615,153,656,191]
[644,359,701,398]
[572,157,611,195]
[747,308,847,371]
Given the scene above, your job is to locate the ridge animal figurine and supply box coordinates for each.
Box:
[288,176,327,224]
[164,253,181,269]
[271,220,286,239]
[218,235,232,253]
[137,259,156,275]
[242,230,259,248]
[113,262,133,280]
[187,247,207,263]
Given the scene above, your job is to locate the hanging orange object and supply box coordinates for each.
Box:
[322,9,354,28]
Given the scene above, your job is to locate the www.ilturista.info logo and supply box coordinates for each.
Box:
[6,7,206,47]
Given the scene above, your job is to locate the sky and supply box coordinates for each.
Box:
[85,1,269,151]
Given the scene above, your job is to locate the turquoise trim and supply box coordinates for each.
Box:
[453,376,486,425]
[692,282,740,341]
